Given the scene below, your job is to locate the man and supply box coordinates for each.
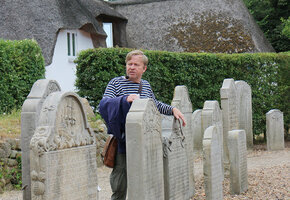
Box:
[99,50,185,200]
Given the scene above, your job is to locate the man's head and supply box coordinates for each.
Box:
[125,50,148,83]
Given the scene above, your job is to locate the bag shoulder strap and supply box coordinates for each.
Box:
[138,81,143,94]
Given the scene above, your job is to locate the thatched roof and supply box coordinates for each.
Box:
[0,0,127,65]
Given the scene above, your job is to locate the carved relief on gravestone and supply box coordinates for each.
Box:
[171,85,194,197]
[192,109,202,151]
[162,115,190,200]
[21,79,61,200]
[228,130,248,194]
[202,100,224,180]
[203,126,223,200]
[126,99,164,200]
[266,109,285,151]
[220,78,239,174]
[30,91,97,200]
[235,80,253,149]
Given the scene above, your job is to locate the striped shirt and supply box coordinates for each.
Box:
[103,76,173,115]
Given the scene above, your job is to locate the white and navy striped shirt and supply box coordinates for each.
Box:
[103,76,173,115]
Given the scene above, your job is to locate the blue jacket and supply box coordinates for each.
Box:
[99,96,131,153]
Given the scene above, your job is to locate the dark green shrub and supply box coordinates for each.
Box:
[75,48,289,136]
[0,39,45,113]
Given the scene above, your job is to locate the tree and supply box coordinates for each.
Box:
[243,0,290,52]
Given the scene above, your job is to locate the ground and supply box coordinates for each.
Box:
[0,142,289,200]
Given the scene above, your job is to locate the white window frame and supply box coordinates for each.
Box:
[66,30,78,62]
[103,23,113,48]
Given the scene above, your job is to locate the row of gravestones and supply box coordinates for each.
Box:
[21,79,285,200]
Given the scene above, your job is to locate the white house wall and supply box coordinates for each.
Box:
[45,29,94,92]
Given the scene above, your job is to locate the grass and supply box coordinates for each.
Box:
[0,109,21,140]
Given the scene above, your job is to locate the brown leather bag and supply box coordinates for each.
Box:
[101,135,118,168]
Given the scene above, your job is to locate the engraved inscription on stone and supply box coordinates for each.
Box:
[126,99,164,200]
[21,79,61,200]
[171,86,194,198]
[266,109,284,151]
[235,80,253,149]
[228,130,248,194]
[162,115,189,200]
[30,91,97,200]
[220,78,239,173]
[203,126,223,200]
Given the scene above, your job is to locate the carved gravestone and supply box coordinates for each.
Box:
[235,80,253,149]
[203,126,223,200]
[30,92,97,200]
[220,78,239,174]
[162,115,190,200]
[201,100,224,180]
[192,109,202,151]
[21,79,61,200]
[171,85,194,197]
[228,130,248,194]
[126,99,164,200]
[266,109,285,151]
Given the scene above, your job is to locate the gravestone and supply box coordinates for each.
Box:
[220,78,239,174]
[201,100,224,179]
[203,126,223,200]
[192,109,202,151]
[171,85,194,197]
[21,79,61,200]
[126,99,164,200]
[228,129,248,194]
[162,115,190,200]
[266,109,285,151]
[235,80,253,149]
[29,91,97,200]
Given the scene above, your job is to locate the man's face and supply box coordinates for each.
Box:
[126,55,147,83]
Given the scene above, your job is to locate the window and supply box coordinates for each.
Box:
[103,23,113,48]
[67,31,77,57]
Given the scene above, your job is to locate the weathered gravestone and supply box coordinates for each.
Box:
[21,79,61,200]
[29,91,97,200]
[162,115,190,200]
[228,129,248,194]
[126,99,164,200]
[203,126,223,200]
[171,85,195,197]
[201,100,224,180]
[220,78,239,174]
[266,109,285,151]
[192,109,202,151]
[235,80,253,149]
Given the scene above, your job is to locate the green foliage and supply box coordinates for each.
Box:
[0,39,45,114]
[75,48,289,136]
[243,0,290,52]
[281,16,290,38]
[0,156,22,190]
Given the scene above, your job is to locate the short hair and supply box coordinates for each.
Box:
[125,50,148,66]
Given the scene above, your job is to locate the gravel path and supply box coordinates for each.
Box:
[1,144,289,200]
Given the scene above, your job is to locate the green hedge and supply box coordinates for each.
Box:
[75,48,289,136]
[0,39,45,113]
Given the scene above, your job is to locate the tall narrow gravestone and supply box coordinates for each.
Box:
[171,85,194,197]
[29,92,98,200]
[266,109,285,151]
[126,99,164,200]
[192,109,202,151]
[235,80,253,149]
[220,78,239,174]
[203,126,223,200]
[228,130,248,194]
[162,115,190,200]
[202,100,224,179]
[21,79,61,200]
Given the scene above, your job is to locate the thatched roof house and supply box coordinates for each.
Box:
[0,0,128,65]
[110,0,275,53]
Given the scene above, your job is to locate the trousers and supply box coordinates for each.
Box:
[110,153,127,200]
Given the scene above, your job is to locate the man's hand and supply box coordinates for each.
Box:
[126,94,140,102]
[172,107,186,126]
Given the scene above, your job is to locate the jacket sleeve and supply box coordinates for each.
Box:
[99,96,131,141]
